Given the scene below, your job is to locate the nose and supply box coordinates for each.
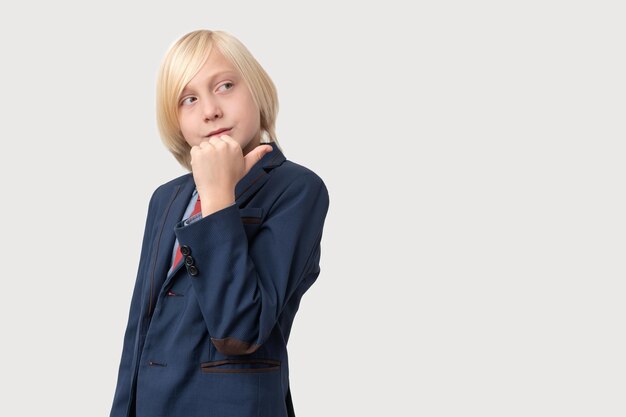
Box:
[202,96,222,121]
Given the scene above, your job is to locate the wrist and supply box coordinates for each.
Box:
[199,191,235,217]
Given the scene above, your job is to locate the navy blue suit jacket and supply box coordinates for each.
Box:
[109,142,330,417]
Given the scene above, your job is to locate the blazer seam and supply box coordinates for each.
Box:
[148,185,182,317]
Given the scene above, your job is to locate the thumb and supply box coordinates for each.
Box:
[243,144,273,174]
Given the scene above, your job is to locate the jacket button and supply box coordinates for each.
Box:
[180,245,191,256]
[184,256,194,266]
[188,265,198,276]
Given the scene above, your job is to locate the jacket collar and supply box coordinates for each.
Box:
[233,141,286,204]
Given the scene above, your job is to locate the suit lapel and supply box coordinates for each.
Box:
[234,142,286,206]
[147,179,195,315]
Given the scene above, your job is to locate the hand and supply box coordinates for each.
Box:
[190,135,273,215]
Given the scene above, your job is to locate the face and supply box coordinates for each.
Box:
[177,47,262,156]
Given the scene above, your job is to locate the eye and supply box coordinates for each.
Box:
[218,82,234,91]
[180,96,195,106]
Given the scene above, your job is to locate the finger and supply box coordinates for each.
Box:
[218,134,235,142]
[243,144,273,173]
[217,135,241,151]
[209,136,229,148]
[199,137,222,150]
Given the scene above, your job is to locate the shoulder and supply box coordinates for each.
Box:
[149,172,192,202]
[271,160,328,193]
[266,160,329,214]
[138,173,192,224]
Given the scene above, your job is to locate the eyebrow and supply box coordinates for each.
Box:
[181,70,237,95]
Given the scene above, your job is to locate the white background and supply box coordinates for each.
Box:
[0,1,624,416]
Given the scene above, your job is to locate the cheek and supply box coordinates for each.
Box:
[240,94,260,121]
[245,103,261,127]
[178,115,193,134]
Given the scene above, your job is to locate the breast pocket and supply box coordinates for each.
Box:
[239,207,264,240]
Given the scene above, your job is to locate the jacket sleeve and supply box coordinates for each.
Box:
[183,201,236,226]
[173,173,330,355]
[110,189,158,415]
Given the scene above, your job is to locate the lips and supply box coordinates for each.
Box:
[206,128,231,138]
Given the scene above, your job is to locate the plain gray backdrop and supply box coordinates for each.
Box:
[0,1,624,416]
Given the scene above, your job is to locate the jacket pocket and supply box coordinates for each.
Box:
[239,207,264,224]
[200,358,281,373]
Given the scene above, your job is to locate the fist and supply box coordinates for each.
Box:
[190,135,272,212]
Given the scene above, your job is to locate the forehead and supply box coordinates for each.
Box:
[181,67,239,94]
[181,47,241,92]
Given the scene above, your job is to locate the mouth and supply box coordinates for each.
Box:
[205,128,231,138]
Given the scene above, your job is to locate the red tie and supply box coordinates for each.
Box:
[171,195,202,270]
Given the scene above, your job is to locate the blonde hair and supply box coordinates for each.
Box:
[156,30,281,172]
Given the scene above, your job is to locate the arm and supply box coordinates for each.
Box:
[173,173,330,355]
